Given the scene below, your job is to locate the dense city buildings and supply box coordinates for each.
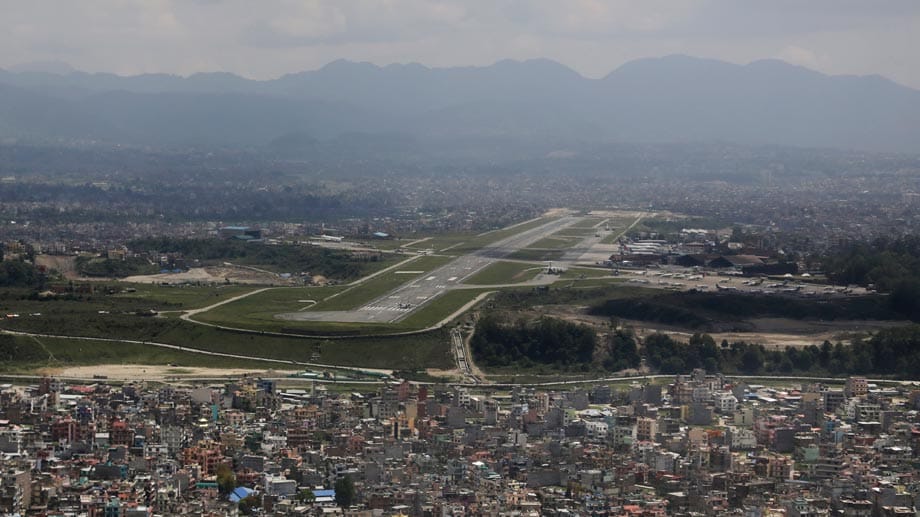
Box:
[2,373,918,516]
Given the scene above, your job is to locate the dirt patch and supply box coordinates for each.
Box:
[638,319,906,350]
[39,364,297,381]
[35,255,78,279]
[511,270,530,281]
[426,368,463,380]
[124,266,291,285]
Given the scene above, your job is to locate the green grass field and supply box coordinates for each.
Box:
[487,282,654,310]
[463,262,543,285]
[364,239,412,251]
[187,285,346,327]
[112,283,256,309]
[395,288,494,328]
[0,291,173,317]
[0,334,284,373]
[217,326,452,369]
[0,311,454,369]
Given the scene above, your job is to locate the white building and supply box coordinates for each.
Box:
[714,392,738,413]
[584,421,608,442]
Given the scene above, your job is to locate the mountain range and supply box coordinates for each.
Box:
[1,55,919,154]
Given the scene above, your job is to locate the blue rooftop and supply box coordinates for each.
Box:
[229,486,255,502]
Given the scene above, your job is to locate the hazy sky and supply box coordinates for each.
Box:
[3,0,920,88]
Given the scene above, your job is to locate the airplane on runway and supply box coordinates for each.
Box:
[545,261,565,274]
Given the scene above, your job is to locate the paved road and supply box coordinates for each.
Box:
[181,287,271,319]
[448,374,920,389]
[451,328,478,384]
[278,216,579,323]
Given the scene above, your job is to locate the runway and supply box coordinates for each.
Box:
[276,216,579,323]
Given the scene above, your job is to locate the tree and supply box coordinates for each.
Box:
[244,432,262,453]
[238,494,260,515]
[0,259,43,288]
[660,356,686,375]
[297,489,316,504]
[603,328,640,371]
[470,313,598,368]
[740,347,764,374]
[890,280,920,320]
[0,335,46,362]
[334,475,356,508]
[215,464,236,495]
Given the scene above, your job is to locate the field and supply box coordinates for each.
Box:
[487,283,657,310]
[395,288,493,328]
[589,290,901,332]
[0,310,453,369]
[186,285,346,327]
[112,283,256,309]
[463,261,543,285]
[364,239,413,251]
[0,289,190,317]
[0,334,284,373]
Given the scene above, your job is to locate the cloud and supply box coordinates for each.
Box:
[240,0,470,48]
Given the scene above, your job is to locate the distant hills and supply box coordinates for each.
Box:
[1,55,919,153]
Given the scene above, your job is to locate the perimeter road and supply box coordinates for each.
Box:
[0,328,392,378]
